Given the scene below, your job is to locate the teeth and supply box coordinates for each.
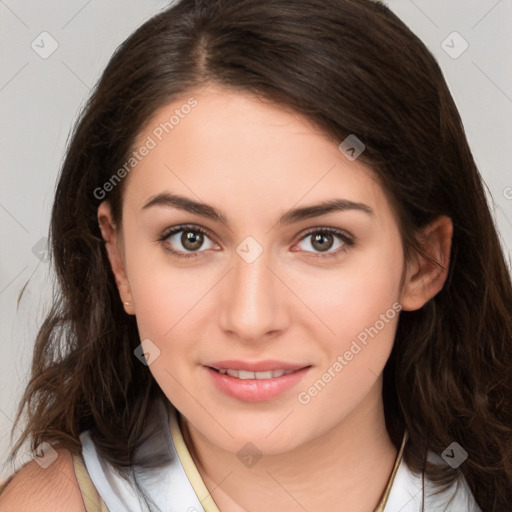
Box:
[217,368,296,379]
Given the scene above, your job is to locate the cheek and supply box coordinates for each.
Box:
[123,236,219,377]
[121,227,194,331]
[294,259,403,430]
[129,264,207,345]
[296,240,404,346]
[123,245,207,401]
[293,240,404,414]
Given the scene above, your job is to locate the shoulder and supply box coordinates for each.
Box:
[0,447,85,512]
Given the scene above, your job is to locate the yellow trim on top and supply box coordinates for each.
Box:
[374,431,408,512]
[170,409,222,512]
[72,454,110,512]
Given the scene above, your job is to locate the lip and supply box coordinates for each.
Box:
[207,360,307,372]
[204,361,311,402]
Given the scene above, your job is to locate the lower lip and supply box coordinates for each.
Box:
[205,366,310,402]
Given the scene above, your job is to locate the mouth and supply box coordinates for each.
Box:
[206,359,309,378]
[204,361,311,401]
[209,368,298,379]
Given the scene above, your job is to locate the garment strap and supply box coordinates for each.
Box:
[72,453,109,512]
[374,430,408,512]
[172,410,221,511]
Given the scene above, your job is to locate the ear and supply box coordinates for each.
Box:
[400,215,453,311]
[97,201,135,315]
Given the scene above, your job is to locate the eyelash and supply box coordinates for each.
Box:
[157,224,355,260]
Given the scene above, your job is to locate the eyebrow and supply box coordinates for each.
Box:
[142,193,374,226]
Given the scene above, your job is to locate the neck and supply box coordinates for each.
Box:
[181,378,400,512]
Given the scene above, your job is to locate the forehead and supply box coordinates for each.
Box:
[124,86,389,225]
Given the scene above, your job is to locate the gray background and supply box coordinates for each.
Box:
[1,0,511,479]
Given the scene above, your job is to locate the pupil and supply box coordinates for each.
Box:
[183,231,203,250]
[313,233,332,252]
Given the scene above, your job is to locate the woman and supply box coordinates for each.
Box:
[1,0,510,510]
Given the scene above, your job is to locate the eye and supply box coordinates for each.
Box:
[157,224,217,259]
[295,227,355,259]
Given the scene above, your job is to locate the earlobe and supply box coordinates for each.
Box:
[400,215,453,311]
[97,201,135,315]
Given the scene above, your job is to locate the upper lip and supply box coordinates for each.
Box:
[206,360,309,372]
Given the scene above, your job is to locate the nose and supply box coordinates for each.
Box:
[217,244,290,343]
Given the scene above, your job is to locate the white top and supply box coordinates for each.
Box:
[79,398,482,512]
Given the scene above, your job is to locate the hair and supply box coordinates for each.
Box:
[3,0,511,510]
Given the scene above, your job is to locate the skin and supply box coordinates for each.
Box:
[98,84,452,512]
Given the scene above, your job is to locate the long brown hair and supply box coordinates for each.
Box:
[4,0,512,510]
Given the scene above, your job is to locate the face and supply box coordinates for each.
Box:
[98,84,451,456]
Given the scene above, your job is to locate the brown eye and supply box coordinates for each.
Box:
[296,228,354,259]
[181,230,204,251]
[311,232,335,252]
[158,224,217,259]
